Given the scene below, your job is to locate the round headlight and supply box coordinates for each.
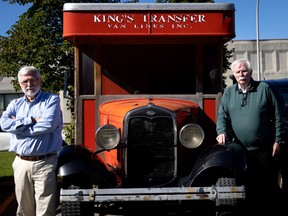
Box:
[96,124,120,150]
[179,124,204,149]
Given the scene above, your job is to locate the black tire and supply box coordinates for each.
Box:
[61,201,94,216]
[215,177,240,216]
[60,176,94,216]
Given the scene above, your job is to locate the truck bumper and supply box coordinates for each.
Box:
[60,185,245,202]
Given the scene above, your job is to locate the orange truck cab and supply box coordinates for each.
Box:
[57,3,246,216]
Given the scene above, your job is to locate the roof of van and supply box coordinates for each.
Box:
[63,3,235,12]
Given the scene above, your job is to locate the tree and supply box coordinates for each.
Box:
[0,0,71,93]
[0,0,119,93]
[0,0,118,144]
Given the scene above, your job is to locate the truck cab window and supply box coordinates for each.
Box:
[102,44,196,95]
[203,45,221,94]
[80,47,94,95]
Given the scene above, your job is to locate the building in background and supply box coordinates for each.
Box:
[226,39,288,86]
[0,77,23,118]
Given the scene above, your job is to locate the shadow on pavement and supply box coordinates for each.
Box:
[0,176,17,216]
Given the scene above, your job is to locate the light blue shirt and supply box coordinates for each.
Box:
[0,90,63,156]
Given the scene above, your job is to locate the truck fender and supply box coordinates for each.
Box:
[180,142,247,186]
[57,145,108,177]
[58,160,93,176]
[57,145,120,190]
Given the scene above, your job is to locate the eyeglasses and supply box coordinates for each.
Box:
[20,79,38,85]
[241,93,247,107]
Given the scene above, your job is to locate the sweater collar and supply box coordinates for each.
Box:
[236,78,258,93]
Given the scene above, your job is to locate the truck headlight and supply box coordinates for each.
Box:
[179,124,204,149]
[96,124,120,150]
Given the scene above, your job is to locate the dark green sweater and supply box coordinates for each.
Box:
[216,79,284,150]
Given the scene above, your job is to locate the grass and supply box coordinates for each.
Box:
[0,151,16,178]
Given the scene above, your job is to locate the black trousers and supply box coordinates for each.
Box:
[243,149,282,215]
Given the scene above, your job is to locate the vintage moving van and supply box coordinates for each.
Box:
[57,3,246,216]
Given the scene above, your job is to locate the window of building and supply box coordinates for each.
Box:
[0,93,24,117]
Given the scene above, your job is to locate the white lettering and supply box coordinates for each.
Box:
[94,15,134,23]
[143,15,148,23]
[171,24,190,29]
[148,14,206,23]
[199,15,205,22]
[107,24,127,29]
[134,24,151,29]
[93,13,207,30]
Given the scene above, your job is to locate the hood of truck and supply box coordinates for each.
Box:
[99,97,199,125]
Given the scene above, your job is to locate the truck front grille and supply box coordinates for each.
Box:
[125,105,176,187]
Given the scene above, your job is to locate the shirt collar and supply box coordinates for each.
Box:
[24,90,42,102]
[237,78,255,93]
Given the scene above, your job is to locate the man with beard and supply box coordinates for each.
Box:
[0,66,63,216]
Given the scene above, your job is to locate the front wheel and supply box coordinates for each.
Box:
[61,200,94,216]
[215,177,241,216]
[60,174,94,216]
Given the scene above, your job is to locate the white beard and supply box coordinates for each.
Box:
[22,86,41,98]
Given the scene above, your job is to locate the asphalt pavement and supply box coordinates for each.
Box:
[0,177,17,216]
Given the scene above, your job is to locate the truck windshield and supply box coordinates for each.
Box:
[101,44,219,95]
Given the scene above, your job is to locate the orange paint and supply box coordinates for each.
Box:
[63,8,234,39]
[203,98,216,123]
[83,100,96,151]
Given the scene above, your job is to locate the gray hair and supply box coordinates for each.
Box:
[231,59,252,73]
[18,66,41,82]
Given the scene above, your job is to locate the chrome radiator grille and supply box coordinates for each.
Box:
[125,105,176,187]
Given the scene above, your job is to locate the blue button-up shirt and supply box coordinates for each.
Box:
[0,90,63,156]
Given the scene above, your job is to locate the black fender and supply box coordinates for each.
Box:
[57,145,96,176]
[179,142,247,186]
[57,145,118,187]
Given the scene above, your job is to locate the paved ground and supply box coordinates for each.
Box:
[0,178,99,216]
[0,177,17,216]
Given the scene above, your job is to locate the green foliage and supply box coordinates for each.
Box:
[0,0,120,94]
[222,44,234,88]
[223,45,234,72]
[62,117,75,145]
[0,0,74,95]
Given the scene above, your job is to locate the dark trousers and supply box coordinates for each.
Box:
[243,149,282,215]
[279,144,288,193]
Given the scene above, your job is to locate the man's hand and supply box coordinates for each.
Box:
[272,142,281,157]
[216,134,227,144]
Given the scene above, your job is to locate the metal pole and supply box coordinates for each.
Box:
[256,0,261,80]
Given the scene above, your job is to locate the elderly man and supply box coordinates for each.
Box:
[216,59,285,214]
[0,66,63,216]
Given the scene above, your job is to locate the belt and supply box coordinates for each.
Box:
[16,153,56,161]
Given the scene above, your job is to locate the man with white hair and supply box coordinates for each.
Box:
[0,66,63,216]
[216,59,285,214]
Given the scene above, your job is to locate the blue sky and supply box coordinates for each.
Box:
[215,0,288,40]
[0,1,287,40]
